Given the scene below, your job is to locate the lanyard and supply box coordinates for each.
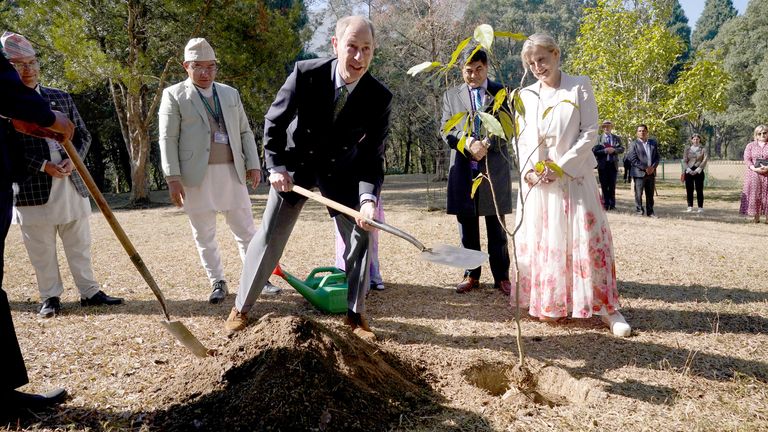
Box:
[196,84,222,128]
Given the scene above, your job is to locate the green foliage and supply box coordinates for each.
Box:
[209,0,307,117]
[691,0,738,49]
[470,174,483,198]
[568,0,727,154]
[0,0,309,199]
[707,0,768,141]
[534,160,564,178]
[463,0,590,85]
[667,50,730,126]
[666,0,692,82]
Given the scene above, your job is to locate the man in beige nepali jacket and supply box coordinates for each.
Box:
[158,38,279,304]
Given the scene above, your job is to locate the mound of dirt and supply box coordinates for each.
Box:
[149,314,439,431]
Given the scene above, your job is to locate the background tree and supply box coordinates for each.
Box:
[314,0,467,176]
[463,0,591,85]
[706,0,768,159]
[665,0,692,82]
[568,0,727,156]
[373,0,466,177]
[1,0,308,205]
[691,0,738,50]
[687,0,738,157]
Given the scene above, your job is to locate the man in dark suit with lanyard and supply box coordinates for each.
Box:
[226,16,392,340]
[1,51,73,415]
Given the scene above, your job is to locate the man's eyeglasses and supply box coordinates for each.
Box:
[10,59,39,71]
[190,64,218,74]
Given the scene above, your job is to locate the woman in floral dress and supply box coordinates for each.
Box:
[513,34,630,337]
[739,125,768,223]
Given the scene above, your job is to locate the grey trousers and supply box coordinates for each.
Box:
[236,187,370,314]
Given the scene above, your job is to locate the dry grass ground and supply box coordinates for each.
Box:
[2,174,766,431]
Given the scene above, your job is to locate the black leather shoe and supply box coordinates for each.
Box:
[81,290,124,306]
[39,297,61,318]
[3,388,67,411]
[209,280,228,304]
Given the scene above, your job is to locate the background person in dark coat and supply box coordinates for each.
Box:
[626,124,660,217]
[592,119,624,210]
[441,49,513,296]
[0,51,73,415]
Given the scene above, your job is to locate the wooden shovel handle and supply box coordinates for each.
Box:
[291,185,427,251]
[33,133,172,320]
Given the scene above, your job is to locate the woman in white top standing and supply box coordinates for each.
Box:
[513,33,630,337]
[682,134,708,213]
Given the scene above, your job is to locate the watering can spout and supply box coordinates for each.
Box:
[272,264,284,278]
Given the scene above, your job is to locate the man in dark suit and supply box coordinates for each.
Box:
[2,32,122,318]
[1,48,73,416]
[592,120,624,210]
[626,124,660,217]
[227,16,391,339]
[440,50,512,295]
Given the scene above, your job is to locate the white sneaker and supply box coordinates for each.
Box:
[686,207,693,213]
[697,208,703,213]
[262,281,282,296]
[601,311,631,337]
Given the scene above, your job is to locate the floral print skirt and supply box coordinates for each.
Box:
[512,175,620,319]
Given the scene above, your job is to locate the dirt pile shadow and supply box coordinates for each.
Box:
[149,315,441,431]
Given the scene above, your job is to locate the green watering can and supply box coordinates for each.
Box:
[272,264,348,314]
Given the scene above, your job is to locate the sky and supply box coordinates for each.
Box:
[679,0,749,29]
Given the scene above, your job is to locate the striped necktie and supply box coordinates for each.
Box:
[334,85,348,121]
[473,88,483,136]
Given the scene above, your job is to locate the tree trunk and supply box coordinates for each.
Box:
[404,126,412,174]
[125,91,151,205]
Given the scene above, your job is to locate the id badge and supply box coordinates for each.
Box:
[46,138,62,152]
[214,131,229,144]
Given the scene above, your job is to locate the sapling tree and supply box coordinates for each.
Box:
[408,25,573,380]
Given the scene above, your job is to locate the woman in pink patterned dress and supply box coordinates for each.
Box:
[513,34,630,337]
[739,125,768,223]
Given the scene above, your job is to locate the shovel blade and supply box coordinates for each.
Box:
[160,320,214,358]
[419,244,489,269]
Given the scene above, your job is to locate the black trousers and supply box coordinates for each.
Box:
[685,172,705,208]
[633,175,656,216]
[0,189,29,391]
[623,159,632,182]
[457,214,510,282]
[597,164,618,209]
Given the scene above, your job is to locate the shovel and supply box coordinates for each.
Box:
[12,119,214,358]
[291,185,488,269]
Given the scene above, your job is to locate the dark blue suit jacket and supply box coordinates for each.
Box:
[1,58,55,192]
[263,58,392,215]
[1,55,57,391]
